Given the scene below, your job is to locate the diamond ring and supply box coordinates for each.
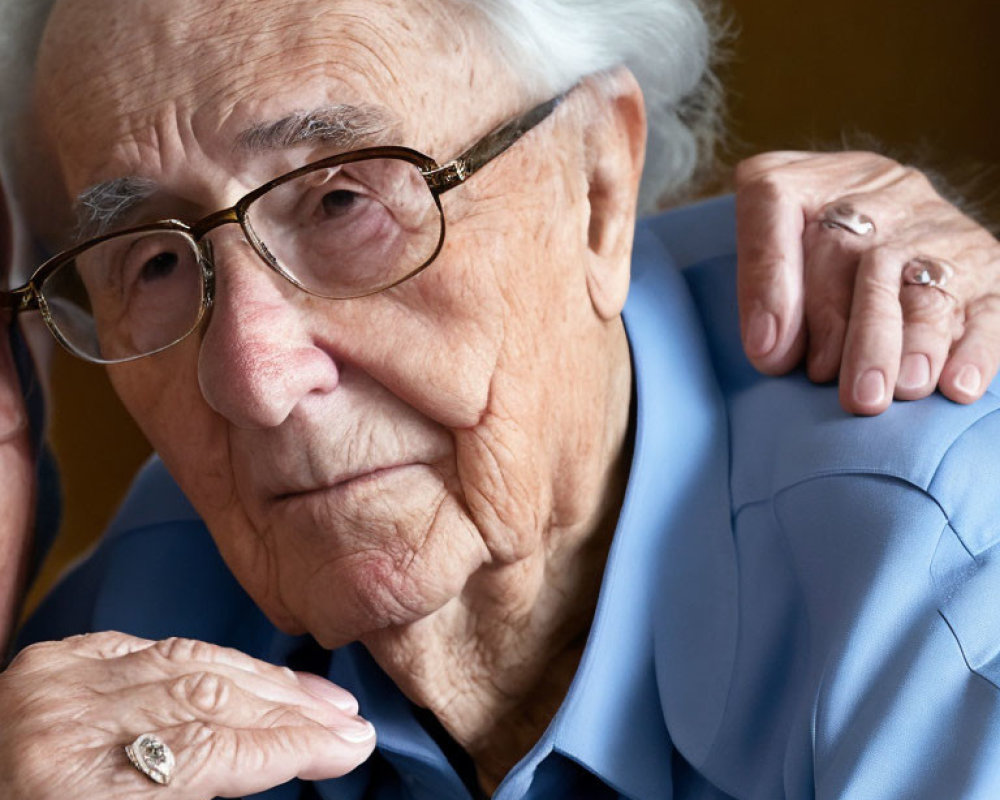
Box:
[902,256,955,291]
[820,203,876,236]
[125,732,176,786]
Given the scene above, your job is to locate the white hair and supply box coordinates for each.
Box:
[0,0,723,216]
[458,0,724,213]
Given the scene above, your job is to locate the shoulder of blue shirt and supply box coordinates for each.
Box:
[644,194,1000,551]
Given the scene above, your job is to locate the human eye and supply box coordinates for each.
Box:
[54,230,201,360]
[129,248,180,284]
[119,235,190,292]
[304,168,383,225]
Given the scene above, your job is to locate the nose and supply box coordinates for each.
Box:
[197,232,340,429]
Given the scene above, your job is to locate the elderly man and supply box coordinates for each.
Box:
[4,0,1000,798]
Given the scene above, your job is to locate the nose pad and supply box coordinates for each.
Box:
[195,228,339,429]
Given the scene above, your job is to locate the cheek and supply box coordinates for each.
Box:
[381,179,581,430]
[107,344,237,513]
[349,242,508,430]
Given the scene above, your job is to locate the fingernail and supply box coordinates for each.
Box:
[333,716,375,744]
[745,311,778,357]
[897,353,931,391]
[296,672,359,714]
[955,364,982,396]
[854,368,886,407]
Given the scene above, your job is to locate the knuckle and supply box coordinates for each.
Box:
[259,705,311,729]
[171,671,234,716]
[153,636,214,665]
[78,630,144,660]
[735,168,785,203]
[901,285,956,321]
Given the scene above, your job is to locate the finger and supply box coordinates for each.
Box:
[894,284,958,400]
[153,716,375,797]
[98,669,362,735]
[70,635,325,698]
[735,167,807,373]
[939,293,1000,404]
[801,220,862,383]
[112,638,359,712]
[45,633,359,713]
[839,247,905,415]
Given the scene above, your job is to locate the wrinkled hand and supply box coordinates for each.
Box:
[735,151,1000,415]
[0,633,376,798]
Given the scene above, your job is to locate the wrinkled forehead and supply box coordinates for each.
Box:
[36,0,514,195]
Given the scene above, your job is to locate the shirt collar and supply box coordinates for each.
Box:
[306,216,730,799]
[542,219,731,798]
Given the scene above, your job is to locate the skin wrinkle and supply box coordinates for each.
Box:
[75,104,398,236]
[37,0,641,788]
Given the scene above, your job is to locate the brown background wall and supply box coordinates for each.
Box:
[24,0,1000,611]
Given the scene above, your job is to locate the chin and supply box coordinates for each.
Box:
[294,557,464,649]
[217,464,488,646]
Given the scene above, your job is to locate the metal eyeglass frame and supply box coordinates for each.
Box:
[0,90,567,364]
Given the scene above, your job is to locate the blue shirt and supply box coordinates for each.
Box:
[20,196,1000,799]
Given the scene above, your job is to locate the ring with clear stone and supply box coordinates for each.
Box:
[819,202,877,236]
[902,256,955,292]
[125,733,176,786]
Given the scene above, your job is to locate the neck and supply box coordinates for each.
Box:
[362,323,633,792]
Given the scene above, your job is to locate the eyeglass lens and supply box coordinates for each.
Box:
[38,156,444,363]
[42,230,205,363]
[245,157,443,298]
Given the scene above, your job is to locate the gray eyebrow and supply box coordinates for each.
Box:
[72,105,399,241]
[235,104,397,153]
[74,176,160,241]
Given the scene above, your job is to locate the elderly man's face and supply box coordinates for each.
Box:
[37,0,637,645]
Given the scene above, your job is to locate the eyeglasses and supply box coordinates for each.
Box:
[1,92,566,364]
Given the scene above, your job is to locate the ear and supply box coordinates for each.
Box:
[581,67,646,321]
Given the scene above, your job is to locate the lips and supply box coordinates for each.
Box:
[269,462,418,504]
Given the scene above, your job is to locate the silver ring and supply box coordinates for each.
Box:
[125,733,175,786]
[902,256,955,290]
[820,203,876,236]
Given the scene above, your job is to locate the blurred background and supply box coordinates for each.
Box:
[24,0,1000,612]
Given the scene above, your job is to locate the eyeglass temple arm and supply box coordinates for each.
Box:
[0,286,38,313]
[423,92,567,193]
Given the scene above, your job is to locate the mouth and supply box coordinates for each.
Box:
[271,462,419,505]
